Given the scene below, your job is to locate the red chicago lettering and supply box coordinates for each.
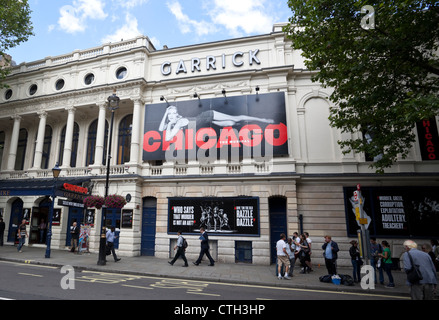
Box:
[264,123,288,146]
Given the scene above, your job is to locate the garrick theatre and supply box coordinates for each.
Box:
[1,24,438,267]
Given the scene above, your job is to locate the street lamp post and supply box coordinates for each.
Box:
[97,90,120,266]
[45,162,61,258]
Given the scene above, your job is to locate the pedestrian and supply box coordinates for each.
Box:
[322,235,339,275]
[298,233,311,274]
[349,240,363,283]
[422,243,439,272]
[402,240,437,300]
[0,218,5,246]
[378,240,395,288]
[69,222,80,253]
[304,232,313,272]
[276,233,291,279]
[106,226,121,262]
[38,219,46,244]
[286,237,296,276]
[17,219,28,252]
[369,237,384,285]
[193,227,215,266]
[169,230,188,267]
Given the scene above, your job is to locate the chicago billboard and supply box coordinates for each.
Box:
[143,92,288,162]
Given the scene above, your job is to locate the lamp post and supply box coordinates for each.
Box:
[97,90,120,265]
[45,162,61,258]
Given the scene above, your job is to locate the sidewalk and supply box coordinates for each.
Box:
[0,244,412,298]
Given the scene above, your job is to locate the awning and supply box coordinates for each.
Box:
[0,177,91,197]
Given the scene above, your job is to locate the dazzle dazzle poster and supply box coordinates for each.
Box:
[344,186,439,238]
[143,92,288,162]
[168,197,260,236]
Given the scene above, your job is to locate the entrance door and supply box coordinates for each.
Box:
[104,208,121,249]
[65,207,84,246]
[269,197,287,264]
[141,197,157,256]
[8,199,24,243]
[30,199,50,244]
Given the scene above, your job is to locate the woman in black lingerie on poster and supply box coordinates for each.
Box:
[159,105,274,141]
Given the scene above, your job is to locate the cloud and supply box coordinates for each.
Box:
[101,13,142,43]
[208,0,275,37]
[166,1,216,36]
[166,0,276,39]
[114,0,149,9]
[58,0,108,34]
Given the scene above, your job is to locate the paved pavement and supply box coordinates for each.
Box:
[0,244,415,298]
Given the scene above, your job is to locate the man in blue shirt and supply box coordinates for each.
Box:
[106,226,121,262]
[403,240,437,300]
[322,235,339,275]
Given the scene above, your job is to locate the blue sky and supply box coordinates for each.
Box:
[7,0,292,65]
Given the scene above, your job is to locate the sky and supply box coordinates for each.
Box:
[7,0,292,65]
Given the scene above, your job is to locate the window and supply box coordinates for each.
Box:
[86,119,108,166]
[42,126,53,169]
[235,241,253,263]
[55,79,65,91]
[5,89,12,100]
[58,123,79,167]
[84,73,95,85]
[29,84,38,96]
[15,129,28,170]
[116,67,127,80]
[117,115,133,165]
[0,131,5,170]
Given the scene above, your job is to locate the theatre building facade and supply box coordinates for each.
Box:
[1,24,438,266]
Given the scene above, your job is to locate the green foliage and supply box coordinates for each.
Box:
[284,0,439,172]
[0,0,34,87]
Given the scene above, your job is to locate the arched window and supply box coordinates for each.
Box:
[117,115,133,165]
[58,123,80,167]
[42,125,53,169]
[86,119,108,166]
[0,131,5,170]
[15,129,28,170]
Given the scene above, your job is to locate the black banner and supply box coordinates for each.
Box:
[168,197,260,236]
[143,92,288,162]
[344,186,439,238]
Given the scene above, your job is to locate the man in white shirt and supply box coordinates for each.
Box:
[106,226,121,262]
[276,233,291,279]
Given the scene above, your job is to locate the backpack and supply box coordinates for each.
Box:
[182,237,188,249]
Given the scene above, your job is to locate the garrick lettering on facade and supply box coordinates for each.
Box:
[161,49,261,76]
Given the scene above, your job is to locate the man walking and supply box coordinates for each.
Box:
[276,233,291,279]
[402,240,437,300]
[193,227,215,266]
[106,226,121,262]
[169,230,188,267]
[322,235,339,275]
[0,218,5,246]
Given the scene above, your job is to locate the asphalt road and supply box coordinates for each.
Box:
[0,260,409,301]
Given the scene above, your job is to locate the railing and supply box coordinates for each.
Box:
[0,160,295,180]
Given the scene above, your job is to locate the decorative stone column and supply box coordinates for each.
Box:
[7,115,22,170]
[32,111,48,169]
[93,103,107,166]
[61,106,76,168]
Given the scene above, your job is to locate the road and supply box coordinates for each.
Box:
[0,260,409,301]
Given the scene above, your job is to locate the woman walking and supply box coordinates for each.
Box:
[379,240,395,288]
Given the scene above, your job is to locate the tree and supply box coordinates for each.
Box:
[0,0,34,87]
[284,0,439,172]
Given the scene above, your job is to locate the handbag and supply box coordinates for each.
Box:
[406,251,423,284]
